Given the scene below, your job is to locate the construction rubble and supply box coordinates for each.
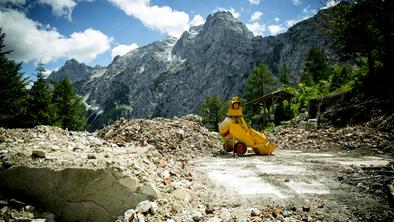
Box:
[0,115,226,222]
[97,114,222,158]
[270,123,393,155]
[0,114,393,221]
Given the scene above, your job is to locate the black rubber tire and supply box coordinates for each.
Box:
[234,142,247,155]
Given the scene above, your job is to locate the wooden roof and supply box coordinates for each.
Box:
[245,90,294,106]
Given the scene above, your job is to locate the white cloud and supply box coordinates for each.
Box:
[111,43,139,58]
[250,11,263,22]
[302,5,311,14]
[268,24,284,35]
[286,19,301,27]
[274,17,280,22]
[324,0,340,8]
[43,67,59,78]
[291,0,301,6]
[0,10,112,63]
[215,7,240,19]
[246,22,265,36]
[190,14,205,26]
[248,0,260,5]
[38,0,77,20]
[109,0,190,37]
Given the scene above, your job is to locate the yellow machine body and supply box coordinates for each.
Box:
[219,96,276,155]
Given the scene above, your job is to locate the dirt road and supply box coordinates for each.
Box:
[192,150,394,221]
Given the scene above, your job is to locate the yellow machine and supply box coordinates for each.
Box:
[219,96,276,155]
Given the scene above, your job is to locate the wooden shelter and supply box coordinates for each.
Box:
[245,90,294,126]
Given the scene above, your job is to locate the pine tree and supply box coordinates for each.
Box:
[26,62,55,126]
[244,64,276,101]
[330,65,352,91]
[278,64,291,86]
[301,46,331,85]
[197,96,227,132]
[52,77,86,131]
[0,29,28,128]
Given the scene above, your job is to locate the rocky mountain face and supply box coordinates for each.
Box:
[48,9,336,131]
[48,59,93,83]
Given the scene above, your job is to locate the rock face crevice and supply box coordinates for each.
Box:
[0,166,150,222]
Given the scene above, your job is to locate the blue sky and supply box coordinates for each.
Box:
[0,0,335,80]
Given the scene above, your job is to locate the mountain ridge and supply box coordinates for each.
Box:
[49,8,338,131]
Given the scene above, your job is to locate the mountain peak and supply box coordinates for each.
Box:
[48,59,92,83]
[208,11,238,22]
[65,58,80,65]
[203,11,254,39]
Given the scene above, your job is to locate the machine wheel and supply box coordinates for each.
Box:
[234,142,247,155]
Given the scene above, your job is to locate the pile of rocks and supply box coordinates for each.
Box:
[0,125,175,221]
[270,123,393,155]
[97,114,222,158]
[0,117,224,222]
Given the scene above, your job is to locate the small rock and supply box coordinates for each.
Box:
[160,170,170,179]
[166,219,175,222]
[273,207,282,217]
[0,135,6,142]
[135,213,145,222]
[32,150,46,158]
[124,209,135,222]
[250,208,261,216]
[150,202,158,215]
[87,154,96,159]
[207,217,221,222]
[302,205,311,212]
[205,203,214,214]
[159,158,167,168]
[218,208,232,221]
[140,183,159,199]
[169,207,178,215]
[185,114,203,123]
[25,205,35,212]
[375,189,384,195]
[192,212,203,222]
[282,210,290,217]
[172,188,192,203]
[135,200,151,213]
[285,178,290,182]
[163,177,172,185]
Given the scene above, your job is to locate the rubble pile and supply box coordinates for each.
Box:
[0,120,224,222]
[271,123,393,155]
[0,125,192,221]
[97,114,222,158]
